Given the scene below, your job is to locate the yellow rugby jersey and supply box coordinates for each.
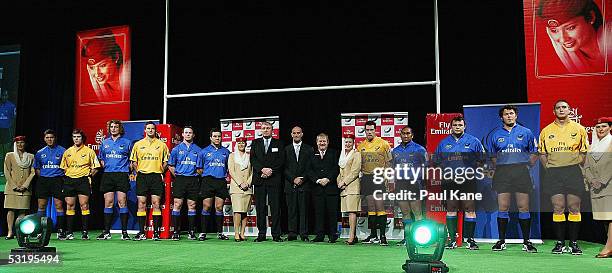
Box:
[130,137,169,174]
[538,120,589,168]
[60,145,100,178]
[357,137,392,174]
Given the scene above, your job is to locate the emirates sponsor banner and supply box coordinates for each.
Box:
[220,116,279,236]
[340,112,408,239]
[425,113,463,245]
[146,124,181,239]
[463,103,542,242]
[523,0,612,133]
[75,26,131,152]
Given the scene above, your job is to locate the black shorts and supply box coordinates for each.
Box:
[441,179,477,195]
[173,175,200,200]
[492,164,533,194]
[395,179,422,193]
[200,176,229,200]
[136,172,164,197]
[35,176,64,199]
[63,177,91,197]
[543,164,585,196]
[100,172,130,193]
[360,174,386,196]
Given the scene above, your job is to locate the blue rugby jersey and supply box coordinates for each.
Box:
[33,145,66,177]
[199,144,230,179]
[434,133,484,169]
[169,142,202,176]
[485,124,537,165]
[98,136,132,172]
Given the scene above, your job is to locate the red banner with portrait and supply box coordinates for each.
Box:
[75,26,131,150]
[523,0,611,133]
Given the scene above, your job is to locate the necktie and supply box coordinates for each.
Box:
[264,138,270,154]
[295,145,300,161]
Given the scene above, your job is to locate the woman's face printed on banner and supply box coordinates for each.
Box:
[547,14,597,53]
[86,57,118,89]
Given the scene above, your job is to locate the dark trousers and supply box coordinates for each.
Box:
[286,190,309,237]
[254,184,282,238]
[313,193,339,239]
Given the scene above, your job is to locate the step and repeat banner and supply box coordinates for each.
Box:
[75,25,131,152]
[220,116,279,236]
[463,103,542,242]
[523,0,612,132]
[339,112,408,239]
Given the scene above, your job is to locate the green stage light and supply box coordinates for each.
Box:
[402,219,448,273]
[12,213,56,254]
[19,219,37,235]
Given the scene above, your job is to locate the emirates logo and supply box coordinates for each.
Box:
[95,129,105,144]
[569,108,582,124]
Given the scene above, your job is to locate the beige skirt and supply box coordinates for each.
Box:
[592,195,612,220]
[4,194,31,209]
[231,193,252,213]
[341,195,361,213]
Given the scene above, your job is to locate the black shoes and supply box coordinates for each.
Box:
[312,236,325,242]
[254,236,267,242]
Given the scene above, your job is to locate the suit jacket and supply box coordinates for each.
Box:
[250,137,285,186]
[284,142,314,193]
[307,148,340,195]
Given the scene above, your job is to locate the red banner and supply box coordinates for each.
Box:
[523,0,612,132]
[146,124,181,239]
[75,26,131,150]
[425,113,463,245]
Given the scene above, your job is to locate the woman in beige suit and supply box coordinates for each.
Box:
[228,137,253,242]
[585,117,612,258]
[3,136,35,239]
[337,134,361,245]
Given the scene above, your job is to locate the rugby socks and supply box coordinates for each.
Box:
[81,209,90,232]
[56,211,65,232]
[137,211,147,233]
[188,210,197,232]
[567,213,581,243]
[215,210,224,233]
[119,207,129,232]
[497,211,509,242]
[152,210,162,233]
[201,210,211,233]
[464,216,476,239]
[552,213,566,242]
[518,212,531,242]
[446,215,457,240]
[103,208,114,232]
[377,211,387,237]
[367,212,378,237]
[66,209,76,233]
[172,210,181,233]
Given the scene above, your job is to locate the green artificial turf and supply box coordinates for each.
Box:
[0,232,609,273]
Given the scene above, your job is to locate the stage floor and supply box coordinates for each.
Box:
[0,232,609,272]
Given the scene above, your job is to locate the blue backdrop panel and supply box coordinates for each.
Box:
[463,103,541,240]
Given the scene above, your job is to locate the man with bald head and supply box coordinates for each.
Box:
[284,126,314,241]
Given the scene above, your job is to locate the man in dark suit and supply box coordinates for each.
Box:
[284,126,314,241]
[308,133,340,243]
[250,121,285,242]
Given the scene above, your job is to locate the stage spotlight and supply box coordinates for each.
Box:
[11,214,55,254]
[402,219,448,273]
